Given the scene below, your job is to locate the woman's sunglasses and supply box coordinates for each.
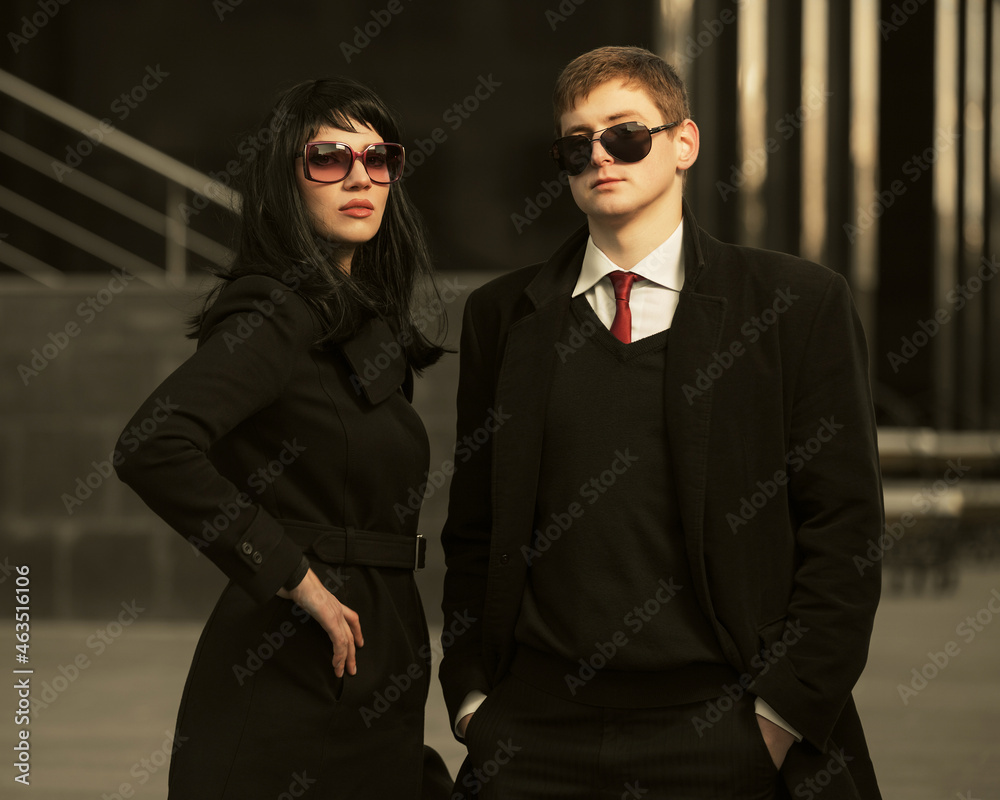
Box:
[296,141,405,185]
[550,120,680,176]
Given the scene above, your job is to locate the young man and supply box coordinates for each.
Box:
[440,46,883,799]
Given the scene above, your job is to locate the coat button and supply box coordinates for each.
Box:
[252,552,263,565]
[241,542,252,555]
[499,553,509,565]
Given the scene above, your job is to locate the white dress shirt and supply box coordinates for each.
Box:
[455,220,801,744]
[572,219,685,338]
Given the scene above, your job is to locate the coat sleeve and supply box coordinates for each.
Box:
[114,275,313,603]
[749,272,884,750]
[439,290,496,730]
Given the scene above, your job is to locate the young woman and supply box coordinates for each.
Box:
[116,78,450,797]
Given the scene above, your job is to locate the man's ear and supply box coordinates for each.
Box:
[675,119,700,172]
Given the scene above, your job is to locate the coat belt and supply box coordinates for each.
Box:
[279,520,425,571]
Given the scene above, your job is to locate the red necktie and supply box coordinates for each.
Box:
[608,271,644,343]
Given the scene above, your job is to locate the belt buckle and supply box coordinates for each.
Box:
[414,535,425,571]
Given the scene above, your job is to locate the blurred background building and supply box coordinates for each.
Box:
[1,0,999,796]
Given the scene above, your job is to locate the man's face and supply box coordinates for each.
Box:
[558,80,696,226]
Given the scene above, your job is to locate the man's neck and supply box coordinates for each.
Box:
[587,196,683,270]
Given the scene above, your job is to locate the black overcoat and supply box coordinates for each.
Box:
[116,275,438,797]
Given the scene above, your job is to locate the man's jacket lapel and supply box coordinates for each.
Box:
[485,231,583,657]
[664,209,737,657]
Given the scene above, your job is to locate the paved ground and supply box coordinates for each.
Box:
[5,565,1000,798]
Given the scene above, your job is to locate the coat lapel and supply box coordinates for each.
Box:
[486,230,584,649]
[665,208,730,632]
[492,298,572,548]
[338,317,408,404]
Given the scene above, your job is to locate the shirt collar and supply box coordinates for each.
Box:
[572,219,685,297]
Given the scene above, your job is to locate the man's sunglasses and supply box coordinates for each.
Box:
[550,120,680,176]
[295,141,405,185]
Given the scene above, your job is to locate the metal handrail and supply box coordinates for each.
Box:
[0,68,244,285]
[0,69,239,211]
[0,131,231,267]
[0,185,164,285]
[0,239,63,287]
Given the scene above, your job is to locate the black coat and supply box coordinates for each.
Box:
[115,275,426,601]
[440,205,884,799]
[115,275,439,796]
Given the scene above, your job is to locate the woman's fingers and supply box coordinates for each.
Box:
[330,603,363,676]
[342,614,358,676]
[324,599,360,677]
[343,605,364,648]
[284,570,363,677]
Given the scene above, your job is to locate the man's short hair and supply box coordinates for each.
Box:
[553,46,691,136]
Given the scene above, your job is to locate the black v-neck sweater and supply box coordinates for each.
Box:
[512,296,732,707]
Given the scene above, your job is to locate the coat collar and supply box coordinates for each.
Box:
[338,317,410,405]
[523,198,709,309]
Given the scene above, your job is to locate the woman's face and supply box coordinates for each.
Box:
[295,120,391,268]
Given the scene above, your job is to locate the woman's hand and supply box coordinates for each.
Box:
[277,568,363,677]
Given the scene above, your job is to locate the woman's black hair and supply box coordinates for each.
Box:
[189,77,446,371]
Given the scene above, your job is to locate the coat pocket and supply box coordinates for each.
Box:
[756,615,788,648]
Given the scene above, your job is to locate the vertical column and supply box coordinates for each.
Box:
[165,180,187,287]
[763,0,803,257]
[850,0,880,352]
[683,0,741,243]
[657,0,695,69]
[960,0,988,428]
[826,1,854,281]
[934,0,962,428]
[801,0,829,265]
[737,0,768,247]
[988,0,1000,428]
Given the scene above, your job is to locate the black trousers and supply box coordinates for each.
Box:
[458,672,780,800]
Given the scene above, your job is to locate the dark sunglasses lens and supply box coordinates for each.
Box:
[306,143,351,182]
[601,122,651,162]
[551,122,653,175]
[363,144,404,184]
[553,136,592,175]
